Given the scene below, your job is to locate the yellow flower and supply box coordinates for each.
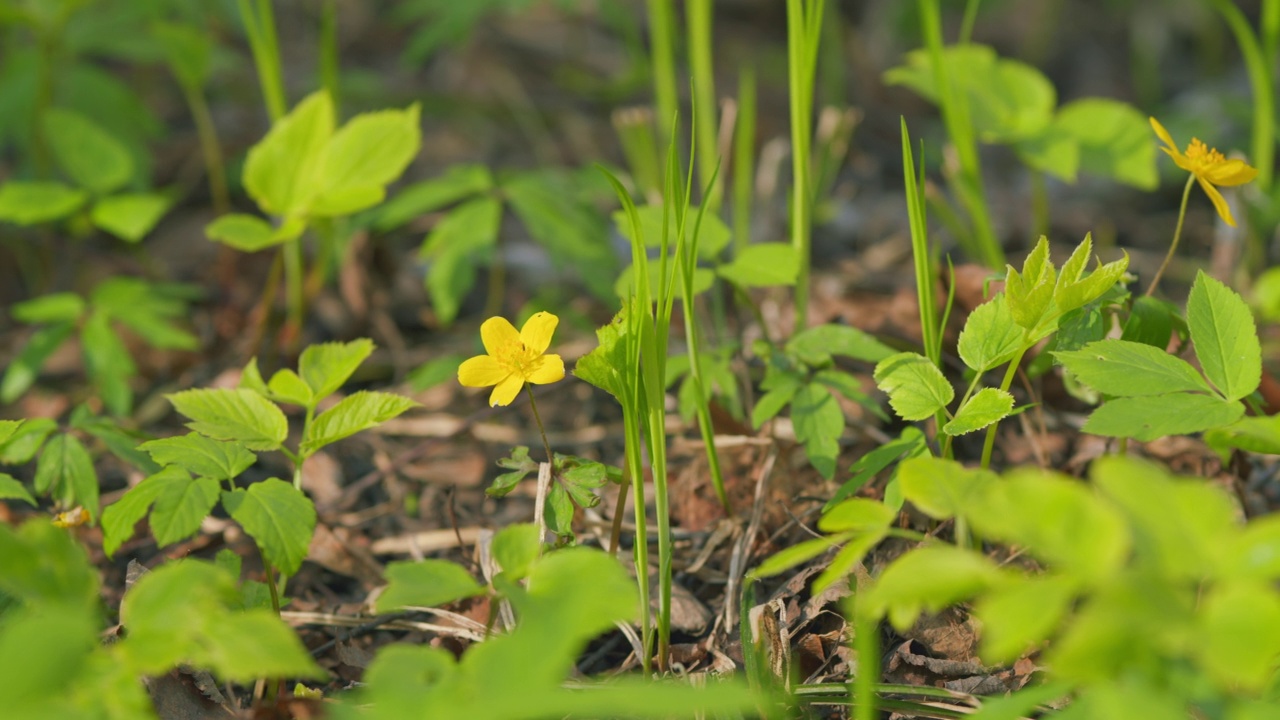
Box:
[457,312,565,406]
[52,507,90,528]
[1150,117,1258,227]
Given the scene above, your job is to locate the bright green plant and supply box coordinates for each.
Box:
[101,339,417,615]
[0,519,320,719]
[1056,271,1260,442]
[369,164,618,326]
[350,524,754,718]
[787,0,824,328]
[2,277,199,416]
[485,447,623,544]
[858,455,1280,717]
[875,235,1129,468]
[204,90,421,337]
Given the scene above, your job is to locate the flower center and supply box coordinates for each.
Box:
[1185,138,1227,171]
[495,342,540,376]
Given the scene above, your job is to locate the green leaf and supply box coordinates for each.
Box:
[1204,416,1280,460]
[957,295,1024,372]
[751,379,800,429]
[1,323,75,403]
[205,213,298,252]
[377,559,486,612]
[0,181,87,225]
[90,192,171,242]
[243,90,335,217]
[505,170,617,300]
[70,407,159,473]
[791,383,843,480]
[899,457,994,519]
[943,387,1014,435]
[977,575,1077,663]
[612,203,732,260]
[827,426,927,510]
[12,293,85,324]
[101,466,188,557]
[812,533,889,594]
[34,434,99,521]
[313,104,421,216]
[42,108,134,194]
[561,461,607,508]
[167,388,289,451]
[545,482,574,537]
[492,523,540,580]
[751,535,846,580]
[0,519,99,608]
[787,323,896,365]
[266,369,314,407]
[865,545,1002,631]
[716,242,799,287]
[1050,98,1157,189]
[138,433,256,482]
[1054,340,1211,397]
[1119,295,1176,349]
[614,263,715,300]
[91,278,200,351]
[299,338,375,399]
[420,196,501,325]
[818,497,895,534]
[1083,393,1245,441]
[0,420,21,446]
[81,309,136,416]
[151,476,220,547]
[1053,255,1129,316]
[0,418,57,465]
[1187,271,1261,401]
[222,479,316,576]
[153,22,212,89]
[1196,581,1280,691]
[300,391,417,454]
[0,473,35,506]
[873,352,954,421]
[372,164,494,232]
[573,309,632,400]
[407,354,465,391]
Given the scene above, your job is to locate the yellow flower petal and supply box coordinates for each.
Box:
[519,311,559,354]
[526,354,565,384]
[1150,117,1180,156]
[1203,159,1258,186]
[458,355,508,387]
[1198,176,1236,227]
[480,316,520,356]
[489,374,524,406]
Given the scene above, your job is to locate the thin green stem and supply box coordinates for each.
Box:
[238,0,286,122]
[687,0,720,210]
[608,475,628,557]
[180,83,230,215]
[1145,174,1196,298]
[853,604,879,720]
[787,0,825,330]
[647,0,678,152]
[1211,0,1275,192]
[959,0,983,45]
[979,344,1029,469]
[525,386,556,472]
[282,238,305,347]
[319,0,340,114]
[732,68,757,257]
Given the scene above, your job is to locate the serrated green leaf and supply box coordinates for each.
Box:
[716,242,799,287]
[420,196,501,325]
[43,108,134,194]
[372,163,494,231]
[1054,255,1129,315]
[573,309,632,400]
[300,391,417,455]
[873,352,954,421]
[298,338,375,400]
[34,434,99,521]
[12,293,85,324]
[787,324,896,366]
[0,420,21,446]
[267,369,314,407]
[944,388,1014,435]
[957,295,1024,372]
[1083,393,1244,441]
[0,473,35,506]
[90,192,171,242]
[1204,416,1280,461]
[899,456,995,519]
[101,466,189,557]
[561,462,607,509]
[243,91,335,217]
[377,559,486,612]
[493,523,540,580]
[222,479,316,576]
[0,181,87,225]
[1187,271,1261,402]
[151,477,220,547]
[167,388,288,451]
[1,323,75,404]
[1054,340,1210,397]
[313,104,421,216]
[791,383,843,479]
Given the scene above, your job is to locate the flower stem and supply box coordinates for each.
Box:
[1146,174,1196,297]
[525,386,555,472]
